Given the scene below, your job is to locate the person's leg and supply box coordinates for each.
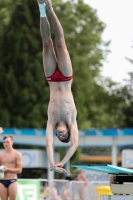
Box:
[38,0,57,77]
[0,183,8,200]
[8,181,18,200]
[78,185,85,200]
[45,0,73,77]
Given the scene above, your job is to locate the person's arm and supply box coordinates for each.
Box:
[80,173,89,186]
[46,120,55,167]
[55,119,79,167]
[62,121,78,166]
[0,152,1,166]
[46,120,67,173]
[0,153,2,173]
[4,152,22,174]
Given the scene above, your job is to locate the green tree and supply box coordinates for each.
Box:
[0,0,126,129]
[115,84,133,128]
[86,77,128,129]
[0,0,16,33]
[0,0,49,127]
[120,74,133,127]
[121,44,133,127]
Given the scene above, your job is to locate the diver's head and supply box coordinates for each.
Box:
[55,121,70,143]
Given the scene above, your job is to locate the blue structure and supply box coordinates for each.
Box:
[72,164,133,175]
[1,128,133,167]
[2,128,133,137]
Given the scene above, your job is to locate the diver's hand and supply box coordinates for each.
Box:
[54,162,63,168]
[49,166,66,174]
[44,0,53,13]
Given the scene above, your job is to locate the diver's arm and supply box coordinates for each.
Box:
[55,120,78,167]
[46,121,55,167]
[46,121,66,173]
[61,122,78,166]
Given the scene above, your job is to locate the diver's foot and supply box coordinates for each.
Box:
[44,0,53,13]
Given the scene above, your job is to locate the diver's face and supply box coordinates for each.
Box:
[56,121,69,140]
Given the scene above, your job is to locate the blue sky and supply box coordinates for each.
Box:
[85,0,133,84]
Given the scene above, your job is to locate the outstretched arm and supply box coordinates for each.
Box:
[55,120,79,167]
[46,121,55,167]
[46,121,66,173]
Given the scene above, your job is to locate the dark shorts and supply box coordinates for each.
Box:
[0,179,17,188]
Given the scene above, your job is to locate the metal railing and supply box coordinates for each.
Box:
[17,179,109,200]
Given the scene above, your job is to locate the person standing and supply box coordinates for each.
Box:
[0,135,22,200]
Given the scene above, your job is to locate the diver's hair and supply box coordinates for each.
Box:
[56,131,70,143]
[3,135,14,141]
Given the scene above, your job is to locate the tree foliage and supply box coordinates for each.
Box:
[0,0,49,127]
[0,0,128,130]
[123,48,133,127]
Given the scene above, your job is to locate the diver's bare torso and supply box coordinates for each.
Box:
[48,81,77,128]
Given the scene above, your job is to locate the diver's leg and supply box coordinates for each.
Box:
[45,0,72,76]
[38,0,57,76]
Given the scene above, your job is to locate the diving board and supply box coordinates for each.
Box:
[72,164,133,195]
[101,195,133,200]
[72,164,133,175]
